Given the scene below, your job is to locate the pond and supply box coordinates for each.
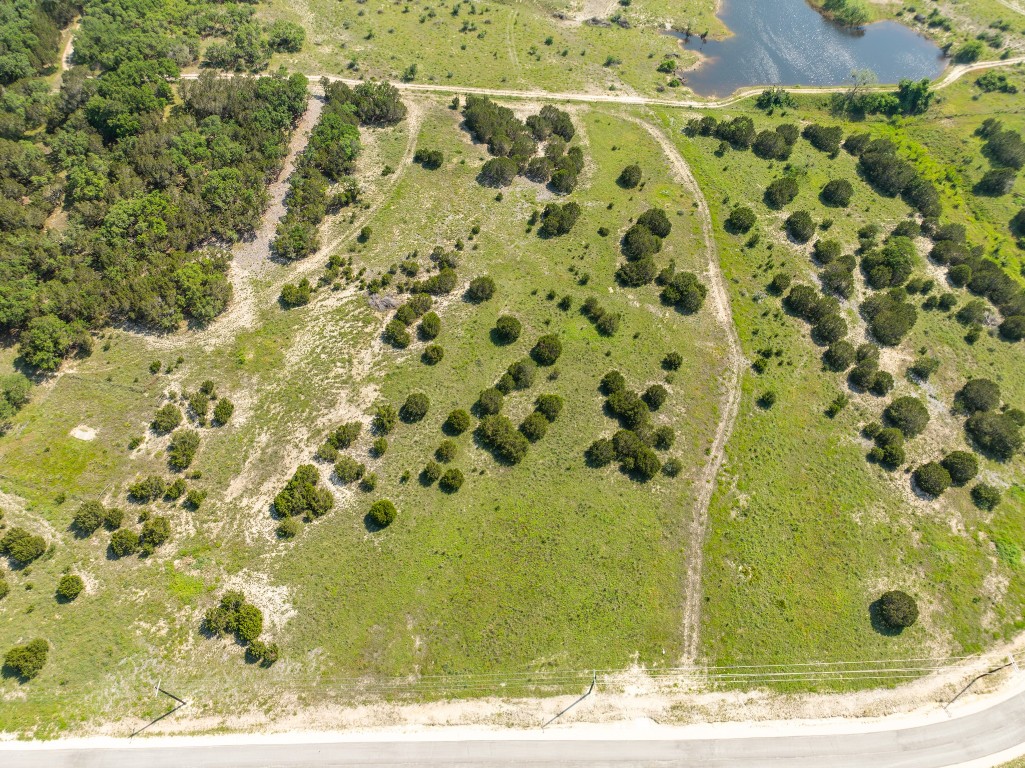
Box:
[668,0,946,97]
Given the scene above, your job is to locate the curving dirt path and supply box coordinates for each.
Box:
[627,116,743,664]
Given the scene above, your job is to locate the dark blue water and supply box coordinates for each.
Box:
[668,0,945,97]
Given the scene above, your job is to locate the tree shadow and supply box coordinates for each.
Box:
[868,599,904,637]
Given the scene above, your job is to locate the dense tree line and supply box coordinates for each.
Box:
[272,80,368,261]
[1,0,309,372]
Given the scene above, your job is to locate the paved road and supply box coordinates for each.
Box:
[6,687,1025,767]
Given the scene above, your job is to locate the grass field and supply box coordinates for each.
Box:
[0,98,737,731]
[653,73,1025,674]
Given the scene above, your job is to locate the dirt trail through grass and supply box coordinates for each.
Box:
[628,115,743,664]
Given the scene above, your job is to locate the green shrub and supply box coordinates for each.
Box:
[185,490,206,509]
[129,476,166,502]
[531,334,562,365]
[477,388,504,415]
[661,272,707,313]
[600,370,626,395]
[965,411,1023,461]
[653,425,675,450]
[913,462,951,497]
[538,202,582,237]
[213,398,235,425]
[73,501,106,536]
[662,457,683,477]
[884,396,930,438]
[618,163,642,188]
[956,378,1001,413]
[422,344,444,365]
[813,239,843,264]
[824,341,856,372]
[400,392,430,422]
[439,468,465,493]
[167,429,200,470]
[371,437,388,457]
[971,483,1002,510]
[444,409,472,435]
[421,461,442,484]
[821,179,854,207]
[140,516,171,555]
[165,478,187,501]
[109,529,140,558]
[234,603,264,644]
[878,590,918,629]
[725,206,756,234]
[662,352,683,371]
[586,438,616,467]
[280,279,312,307]
[56,574,85,601]
[335,456,366,485]
[519,412,549,442]
[869,371,894,397]
[328,422,362,450]
[373,404,399,434]
[360,472,378,492]
[152,404,183,434]
[621,224,662,261]
[941,451,978,486]
[765,176,799,208]
[637,209,672,238]
[274,465,334,518]
[418,312,441,341]
[494,315,522,344]
[104,507,124,530]
[435,440,458,463]
[475,415,530,464]
[3,638,48,680]
[643,385,668,411]
[384,319,412,348]
[534,394,563,422]
[368,499,397,527]
[0,527,46,566]
[0,574,8,601]
[277,517,301,539]
[785,211,815,243]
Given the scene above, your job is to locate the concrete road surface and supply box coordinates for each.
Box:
[5,687,1025,768]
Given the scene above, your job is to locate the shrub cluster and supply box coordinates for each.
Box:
[661,272,707,314]
[803,124,844,154]
[685,115,756,150]
[752,123,799,160]
[0,526,46,566]
[413,148,444,169]
[581,297,622,336]
[168,429,200,470]
[861,290,917,346]
[617,209,672,287]
[274,465,333,519]
[476,415,530,464]
[851,138,940,216]
[203,591,276,663]
[538,202,581,237]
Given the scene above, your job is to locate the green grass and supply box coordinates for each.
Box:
[653,96,1025,679]
[0,100,731,729]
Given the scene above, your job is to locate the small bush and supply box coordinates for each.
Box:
[418,312,441,340]
[384,319,412,348]
[913,462,951,497]
[726,206,757,234]
[661,272,707,313]
[422,344,444,365]
[334,456,366,485]
[185,489,206,509]
[400,392,430,423]
[0,527,46,566]
[956,378,1001,414]
[466,276,496,303]
[213,398,234,425]
[884,397,930,438]
[507,358,537,389]
[494,315,522,344]
[56,574,85,601]
[941,451,978,486]
[477,388,504,415]
[275,464,334,518]
[965,411,1023,461]
[971,482,1002,510]
[3,638,48,680]
[152,404,183,434]
[373,404,399,434]
[435,440,458,463]
[785,211,815,243]
[600,370,626,395]
[234,604,264,644]
[765,176,799,208]
[586,438,616,467]
[371,437,388,458]
[73,501,106,536]
[439,468,465,492]
[662,457,683,477]
[821,179,854,207]
[878,590,919,629]
[280,279,312,307]
[653,425,675,450]
[531,334,562,365]
[618,163,642,188]
[277,517,301,539]
[368,499,397,528]
[109,529,140,558]
[475,414,529,464]
[140,516,171,554]
[167,429,200,470]
[444,409,472,434]
[663,352,682,371]
[104,507,124,530]
[519,412,549,442]
[642,384,668,411]
[421,460,442,484]
[534,394,563,422]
